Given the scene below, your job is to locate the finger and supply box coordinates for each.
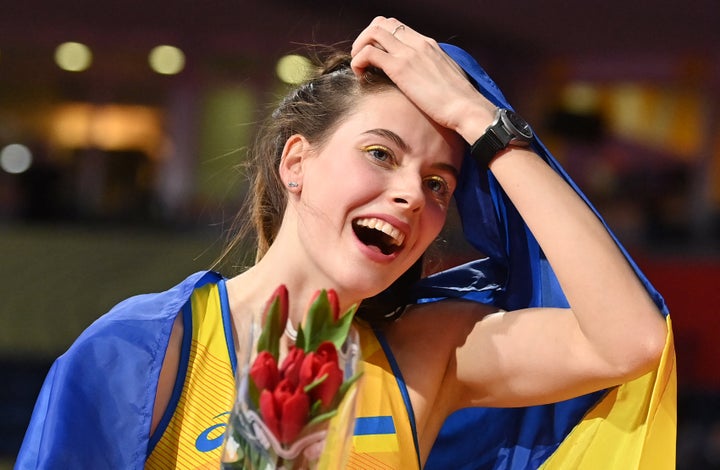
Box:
[350,17,408,57]
[350,44,388,76]
[350,16,387,55]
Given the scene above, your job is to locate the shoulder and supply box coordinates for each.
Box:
[392,298,497,340]
[381,298,498,383]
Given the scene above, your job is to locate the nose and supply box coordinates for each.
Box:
[390,175,424,212]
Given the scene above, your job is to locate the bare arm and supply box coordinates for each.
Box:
[450,147,666,408]
[151,312,183,435]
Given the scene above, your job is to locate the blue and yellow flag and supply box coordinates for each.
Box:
[415,45,676,469]
[15,271,221,469]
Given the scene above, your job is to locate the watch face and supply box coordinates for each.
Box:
[505,110,534,140]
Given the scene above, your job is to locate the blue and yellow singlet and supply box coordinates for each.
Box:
[145,280,419,469]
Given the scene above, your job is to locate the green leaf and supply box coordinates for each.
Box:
[302,372,328,394]
[309,398,322,417]
[300,290,331,352]
[301,292,359,352]
[307,409,338,427]
[247,377,258,409]
[256,296,283,359]
[296,323,306,351]
[335,371,363,405]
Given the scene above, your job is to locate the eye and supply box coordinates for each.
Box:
[424,175,451,197]
[362,145,394,164]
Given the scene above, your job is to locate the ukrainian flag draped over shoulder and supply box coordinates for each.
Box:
[15,271,223,470]
[415,44,676,470]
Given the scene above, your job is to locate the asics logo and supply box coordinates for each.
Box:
[195,412,230,452]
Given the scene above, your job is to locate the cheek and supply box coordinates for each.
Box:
[328,159,384,200]
[419,205,448,245]
[302,158,379,221]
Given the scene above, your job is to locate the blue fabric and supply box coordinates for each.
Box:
[418,45,669,470]
[15,271,221,470]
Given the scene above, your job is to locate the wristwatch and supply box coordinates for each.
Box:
[470,108,534,166]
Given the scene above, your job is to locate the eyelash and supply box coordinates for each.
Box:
[424,176,451,197]
[361,144,452,200]
[363,145,394,164]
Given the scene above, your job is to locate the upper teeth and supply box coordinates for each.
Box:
[355,218,405,246]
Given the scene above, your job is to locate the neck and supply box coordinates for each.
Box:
[224,242,361,329]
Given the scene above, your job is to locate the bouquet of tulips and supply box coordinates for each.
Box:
[220,286,362,469]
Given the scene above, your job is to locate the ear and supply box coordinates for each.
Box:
[279,134,310,190]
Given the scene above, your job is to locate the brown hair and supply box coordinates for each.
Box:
[219,50,398,268]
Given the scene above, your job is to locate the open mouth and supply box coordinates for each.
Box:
[352,217,406,256]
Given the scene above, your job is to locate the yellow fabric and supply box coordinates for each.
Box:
[146,283,236,470]
[541,316,677,469]
[347,321,420,470]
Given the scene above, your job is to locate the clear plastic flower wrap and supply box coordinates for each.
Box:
[221,286,362,469]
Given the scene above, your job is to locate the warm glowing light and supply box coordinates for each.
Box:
[48,103,163,156]
[561,83,600,114]
[607,84,702,158]
[1,144,33,174]
[276,54,312,84]
[148,45,185,75]
[55,42,93,72]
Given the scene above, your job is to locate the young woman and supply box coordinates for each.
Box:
[16,17,674,469]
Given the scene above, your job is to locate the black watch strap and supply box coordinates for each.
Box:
[470,108,533,168]
[470,129,506,167]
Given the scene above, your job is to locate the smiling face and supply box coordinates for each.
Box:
[279,89,465,301]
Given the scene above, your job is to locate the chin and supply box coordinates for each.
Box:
[333,271,395,303]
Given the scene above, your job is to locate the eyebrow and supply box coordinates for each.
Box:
[433,161,460,181]
[363,128,411,154]
[363,128,460,180]
[362,128,460,180]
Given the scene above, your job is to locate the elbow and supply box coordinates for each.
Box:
[628,331,667,378]
[613,313,668,381]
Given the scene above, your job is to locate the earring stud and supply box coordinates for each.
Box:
[288,182,299,188]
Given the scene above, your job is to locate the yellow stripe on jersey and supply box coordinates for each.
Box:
[146,282,236,470]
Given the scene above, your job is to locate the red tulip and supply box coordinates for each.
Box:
[249,351,280,391]
[311,361,344,408]
[259,389,280,439]
[263,284,289,331]
[259,379,310,444]
[279,346,305,387]
[279,386,311,443]
[276,285,289,327]
[326,289,340,321]
[299,341,343,408]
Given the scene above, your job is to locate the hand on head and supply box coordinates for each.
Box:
[350,16,496,143]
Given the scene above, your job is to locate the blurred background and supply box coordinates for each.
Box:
[1,0,719,468]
